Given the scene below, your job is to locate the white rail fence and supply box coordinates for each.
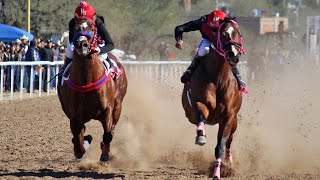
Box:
[0,61,248,100]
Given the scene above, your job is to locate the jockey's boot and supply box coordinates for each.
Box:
[181,56,201,84]
[231,66,248,92]
[106,56,118,80]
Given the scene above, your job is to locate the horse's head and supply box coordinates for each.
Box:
[216,18,245,66]
[73,16,97,56]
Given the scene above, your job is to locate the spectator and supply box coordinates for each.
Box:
[3,44,13,91]
[15,39,21,47]
[0,43,4,62]
[14,42,23,91]
[20,35,29,58]
[57,46,66,61]
[24,40,40,93]
[158,42,169,61]
[40,40,54,92]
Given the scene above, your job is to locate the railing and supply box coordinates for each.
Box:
[0,61,248,100]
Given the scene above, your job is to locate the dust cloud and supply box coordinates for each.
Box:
[82,62,320,178]
[1,58,319,179]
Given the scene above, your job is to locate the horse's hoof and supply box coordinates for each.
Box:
[195,135,206,146]
[100,155,111,162]
[213,176,220,180]
[74,152,84,159]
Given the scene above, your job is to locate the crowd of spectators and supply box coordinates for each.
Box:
[0,35,66,92]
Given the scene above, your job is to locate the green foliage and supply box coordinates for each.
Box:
[0,0,180,58]
[0,0,317,59]
[91,0,180,57]
[0,0,75,38]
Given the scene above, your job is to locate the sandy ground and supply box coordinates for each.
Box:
[0,63,320,180]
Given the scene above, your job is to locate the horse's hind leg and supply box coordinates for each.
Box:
[100,105,114,162]
[112,96,124,126]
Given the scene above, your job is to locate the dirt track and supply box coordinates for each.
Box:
[0,63,320,180]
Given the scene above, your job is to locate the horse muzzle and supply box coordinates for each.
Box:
[74,36,91,56]
[228,54,240,66]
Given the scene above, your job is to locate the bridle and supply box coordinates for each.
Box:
[214,19,245,66]
[72,17,101,55]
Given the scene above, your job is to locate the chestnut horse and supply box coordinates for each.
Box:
[182,18,244,180]
[57,17,127,162]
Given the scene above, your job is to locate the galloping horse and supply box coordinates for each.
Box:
[57,16,128,162]
[182,18,244,180]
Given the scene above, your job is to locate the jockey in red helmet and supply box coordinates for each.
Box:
[175,9,247,92]
[64,1,117,73]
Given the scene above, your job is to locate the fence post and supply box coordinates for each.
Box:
[10,66,14,99]
[30,66,34,96]
[47,65,50,95]
[39,65,42,97]
[55,65,59,93]
[20,66,24,99]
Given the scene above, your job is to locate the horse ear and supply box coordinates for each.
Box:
[227,16,237,22]
[224,17,231,22]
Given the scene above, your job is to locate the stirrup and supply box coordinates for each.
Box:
[239,84,249,94]
[239,79,247,87]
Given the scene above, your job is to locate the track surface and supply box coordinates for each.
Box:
[1,64,320,179]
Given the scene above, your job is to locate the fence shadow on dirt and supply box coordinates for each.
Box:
[0,168,125,179]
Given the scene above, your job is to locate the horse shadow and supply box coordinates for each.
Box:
[0,168,125,179]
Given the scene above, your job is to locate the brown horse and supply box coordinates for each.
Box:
[57,17,128,162]
[182,18,244,180]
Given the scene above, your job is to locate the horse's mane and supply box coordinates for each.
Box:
[224,16,237,22]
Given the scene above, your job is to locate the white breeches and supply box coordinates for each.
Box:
[198,38,211,57]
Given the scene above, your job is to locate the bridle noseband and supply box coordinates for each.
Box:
[73,17,100,55]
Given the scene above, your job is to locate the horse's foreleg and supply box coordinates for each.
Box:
[213,114,235,180]
[70,121,87,159]
[100,105,114,162]
[195,102,210,146]
[225,121,237,166]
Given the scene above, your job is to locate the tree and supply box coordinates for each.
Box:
[92,0,180,58]
[0,0,181,58]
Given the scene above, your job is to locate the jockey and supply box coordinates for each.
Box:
[64,1,117,72]
[175,9,247,91]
